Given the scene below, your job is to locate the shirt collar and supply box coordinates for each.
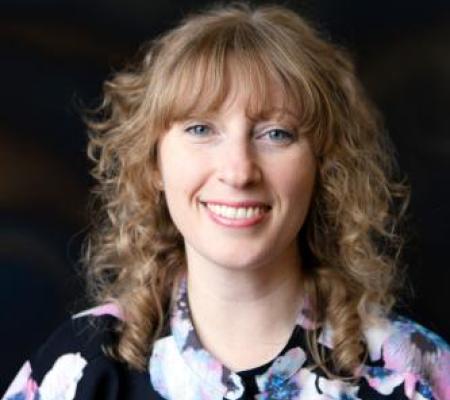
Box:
[170,277,318,398]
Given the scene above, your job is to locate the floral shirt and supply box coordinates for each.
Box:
[3,279,449,400]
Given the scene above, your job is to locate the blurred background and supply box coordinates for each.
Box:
[1,0,449,392]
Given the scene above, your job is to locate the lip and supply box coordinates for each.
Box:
[200,200,270,228]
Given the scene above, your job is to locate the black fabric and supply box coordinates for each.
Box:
[28,316,157,399]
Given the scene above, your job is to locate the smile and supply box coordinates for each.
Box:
[208,203,267,219]
[201,201,270,228]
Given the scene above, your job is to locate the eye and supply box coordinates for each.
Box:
[185,124,211,137]
[261,128,295,144]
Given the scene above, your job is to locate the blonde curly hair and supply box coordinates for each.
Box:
[84,2,409,375]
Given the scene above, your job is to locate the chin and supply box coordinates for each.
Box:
[185,241,277,272]
[211,254,271,271]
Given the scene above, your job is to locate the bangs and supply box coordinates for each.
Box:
[143,15,335,157]
[151,28,307,131]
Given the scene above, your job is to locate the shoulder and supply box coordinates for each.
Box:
[30,310,119,382]
[3,304,135,400]
[363,313,450,400]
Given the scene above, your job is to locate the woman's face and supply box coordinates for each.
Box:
[157,88,317,272]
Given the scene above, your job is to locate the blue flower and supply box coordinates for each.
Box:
[258,379,300,400]
[416,382,434,400]
[367,366,393,379]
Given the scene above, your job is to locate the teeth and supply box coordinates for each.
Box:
[206,203,265,219]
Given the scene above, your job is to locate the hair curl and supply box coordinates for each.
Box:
[84,2,410,375]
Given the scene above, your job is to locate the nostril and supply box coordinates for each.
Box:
[217,162,262,188]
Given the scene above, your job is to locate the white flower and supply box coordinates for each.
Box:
[318,323,333,348]
[291,368,361,399]
[317,374,361,399]
[2,361,33,399]
[39,353,87,400]
[256,347,306,392]
[150,336,231,400]
[363,316,393,362]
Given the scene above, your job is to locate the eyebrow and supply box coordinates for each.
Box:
[248,107,301,125]
[181,107,300,121]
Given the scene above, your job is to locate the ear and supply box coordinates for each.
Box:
[153,168,164,192]
[155,177,164,191]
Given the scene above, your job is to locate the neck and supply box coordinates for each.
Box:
[185,247,304,371]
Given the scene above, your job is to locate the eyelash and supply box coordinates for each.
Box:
[185,124,211,137]
[260,129,295,143]
[184,124,296,144]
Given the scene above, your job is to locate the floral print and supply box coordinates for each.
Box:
[352,314,450,400]
[150,278,245,400]
[364,367,411,397]
[254,347,306,397]
[2,361,35,400]
[385,317,449,396]
[3,280,449,400]
[4,354,87,400]
[148,278,450,400]
[39,353,87,400]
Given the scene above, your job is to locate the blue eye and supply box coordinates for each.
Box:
[185,124,211,136]
[265,129,295,143]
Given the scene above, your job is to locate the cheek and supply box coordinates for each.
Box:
[281,166,317,236]
[283,174,315,212]
[159,149,207,210]
[159,144,187,186]
[279,154,316,201]
[163,159,203,194]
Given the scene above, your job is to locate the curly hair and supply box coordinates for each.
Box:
[84,2,410,376]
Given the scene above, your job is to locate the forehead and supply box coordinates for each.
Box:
[192,81,300,124]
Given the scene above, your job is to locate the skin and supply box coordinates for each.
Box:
[157,86,317,370]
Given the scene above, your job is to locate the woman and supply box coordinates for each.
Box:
[3,3,449,400]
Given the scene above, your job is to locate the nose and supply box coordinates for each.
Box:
[216,138,262,188]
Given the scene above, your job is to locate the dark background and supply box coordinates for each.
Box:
[1,0,449,392]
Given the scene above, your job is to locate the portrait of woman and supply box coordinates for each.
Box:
[3,2,449,399]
